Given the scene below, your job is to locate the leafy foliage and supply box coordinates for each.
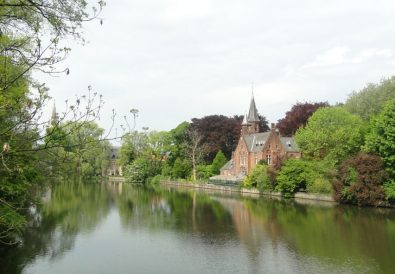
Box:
[275,159,333,197]
[295,107,365,164]
[277,102,329,136]
[344,77,395,121]
[364,100,395,178]
[190,115,241,162]
[124,156,162,184]
[211,150,227,175]
[243,164,272,191]
[333,153,388,206]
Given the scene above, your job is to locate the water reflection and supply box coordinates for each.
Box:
[0,182,394,274]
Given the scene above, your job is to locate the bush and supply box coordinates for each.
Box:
[384,180,395,202]
[172,158,191,179]
[333,153,388,206]
[211,150,227,175]
[306,177,332,194]
[275,158,333,197]
[124,157,162,184]
[196,164,213,180]
[149,174,166,185]
[243,164,272,191]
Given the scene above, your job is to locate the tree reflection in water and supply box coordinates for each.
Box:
[0,182,394,274]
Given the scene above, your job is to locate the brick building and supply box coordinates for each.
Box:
[219,95,301,180]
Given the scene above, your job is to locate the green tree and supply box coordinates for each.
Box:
[344,77,395,121]
[172,158,191,179]
[243,164,272,191]
[211,150,227,175]
[295,107,365,164]
[124,156,162,184]
[365,100,395,177]
[275,159,333,197]
[364,100,395,201]
[118,136,136,166]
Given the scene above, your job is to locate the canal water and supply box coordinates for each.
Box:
[1,182,395,274]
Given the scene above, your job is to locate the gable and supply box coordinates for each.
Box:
[242,132,270,152]
[280,137,300,152]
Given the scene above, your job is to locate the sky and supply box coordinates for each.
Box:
[36,0,395,136]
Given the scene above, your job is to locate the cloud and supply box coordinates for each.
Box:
[163,0,213,21]
[301,46,350,69]
[302,47,394,69]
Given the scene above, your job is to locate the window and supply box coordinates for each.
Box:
[267,154,272,165]
[255,156,259,164]
[240,154,246,166]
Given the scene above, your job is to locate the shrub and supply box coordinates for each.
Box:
[172,158,191,179]
[124,157,162,184]
[243,164,272,191]
[275,158,333,197]
[384,180,395,202]
[211,150,228,175]
[306,177,332,194]
[333,153,388,206]
[197,164,213,180]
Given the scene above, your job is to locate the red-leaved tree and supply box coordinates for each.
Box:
[277,102,329,136]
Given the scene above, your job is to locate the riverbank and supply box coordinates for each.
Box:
[161,181,335,203]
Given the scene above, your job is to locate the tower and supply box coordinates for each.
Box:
[49,101,58,127]
[241,95,260,135]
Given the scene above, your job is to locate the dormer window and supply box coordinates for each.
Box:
[286,141,291,148]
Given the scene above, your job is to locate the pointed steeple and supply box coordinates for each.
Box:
[49,101,58,126]
[242,113,248,125]
[247,95,259,122]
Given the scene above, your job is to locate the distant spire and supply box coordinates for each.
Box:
[247,94,259,122]
[242,113,248,125]
[49,100,58,126]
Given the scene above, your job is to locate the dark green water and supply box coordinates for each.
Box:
[1,182,395,274]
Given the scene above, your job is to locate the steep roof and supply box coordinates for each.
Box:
[280,137,300,152]
[243,132,270,152]
[247,96,260,122]
[241,114,248,125]
[220,159,234,171]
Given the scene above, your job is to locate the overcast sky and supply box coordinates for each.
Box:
[36,0,395,135]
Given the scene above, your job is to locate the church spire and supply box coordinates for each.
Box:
[49,100,58,126]
[247,95,259,122]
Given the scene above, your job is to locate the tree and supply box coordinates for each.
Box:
[190,115,241,162]
[118,136,136,167]
[277,102,329,136]
[364,100,395,201]
[275,159,333,197]
[295,107,365,164]
[0,0,105,89]
[210,150,227,175]
[165,121,189,166]
[0,0,108,245]
[258,114,270,132]
[243,164,272,191]
[364,100,395,177]
[186,127,206,181]
[124,156,162,184]
[344,77,395,121]
[333,153,388,206]
[172,158,191,179]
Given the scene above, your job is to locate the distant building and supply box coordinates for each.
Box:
[218,95,301,181]
[107,146,123,176]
